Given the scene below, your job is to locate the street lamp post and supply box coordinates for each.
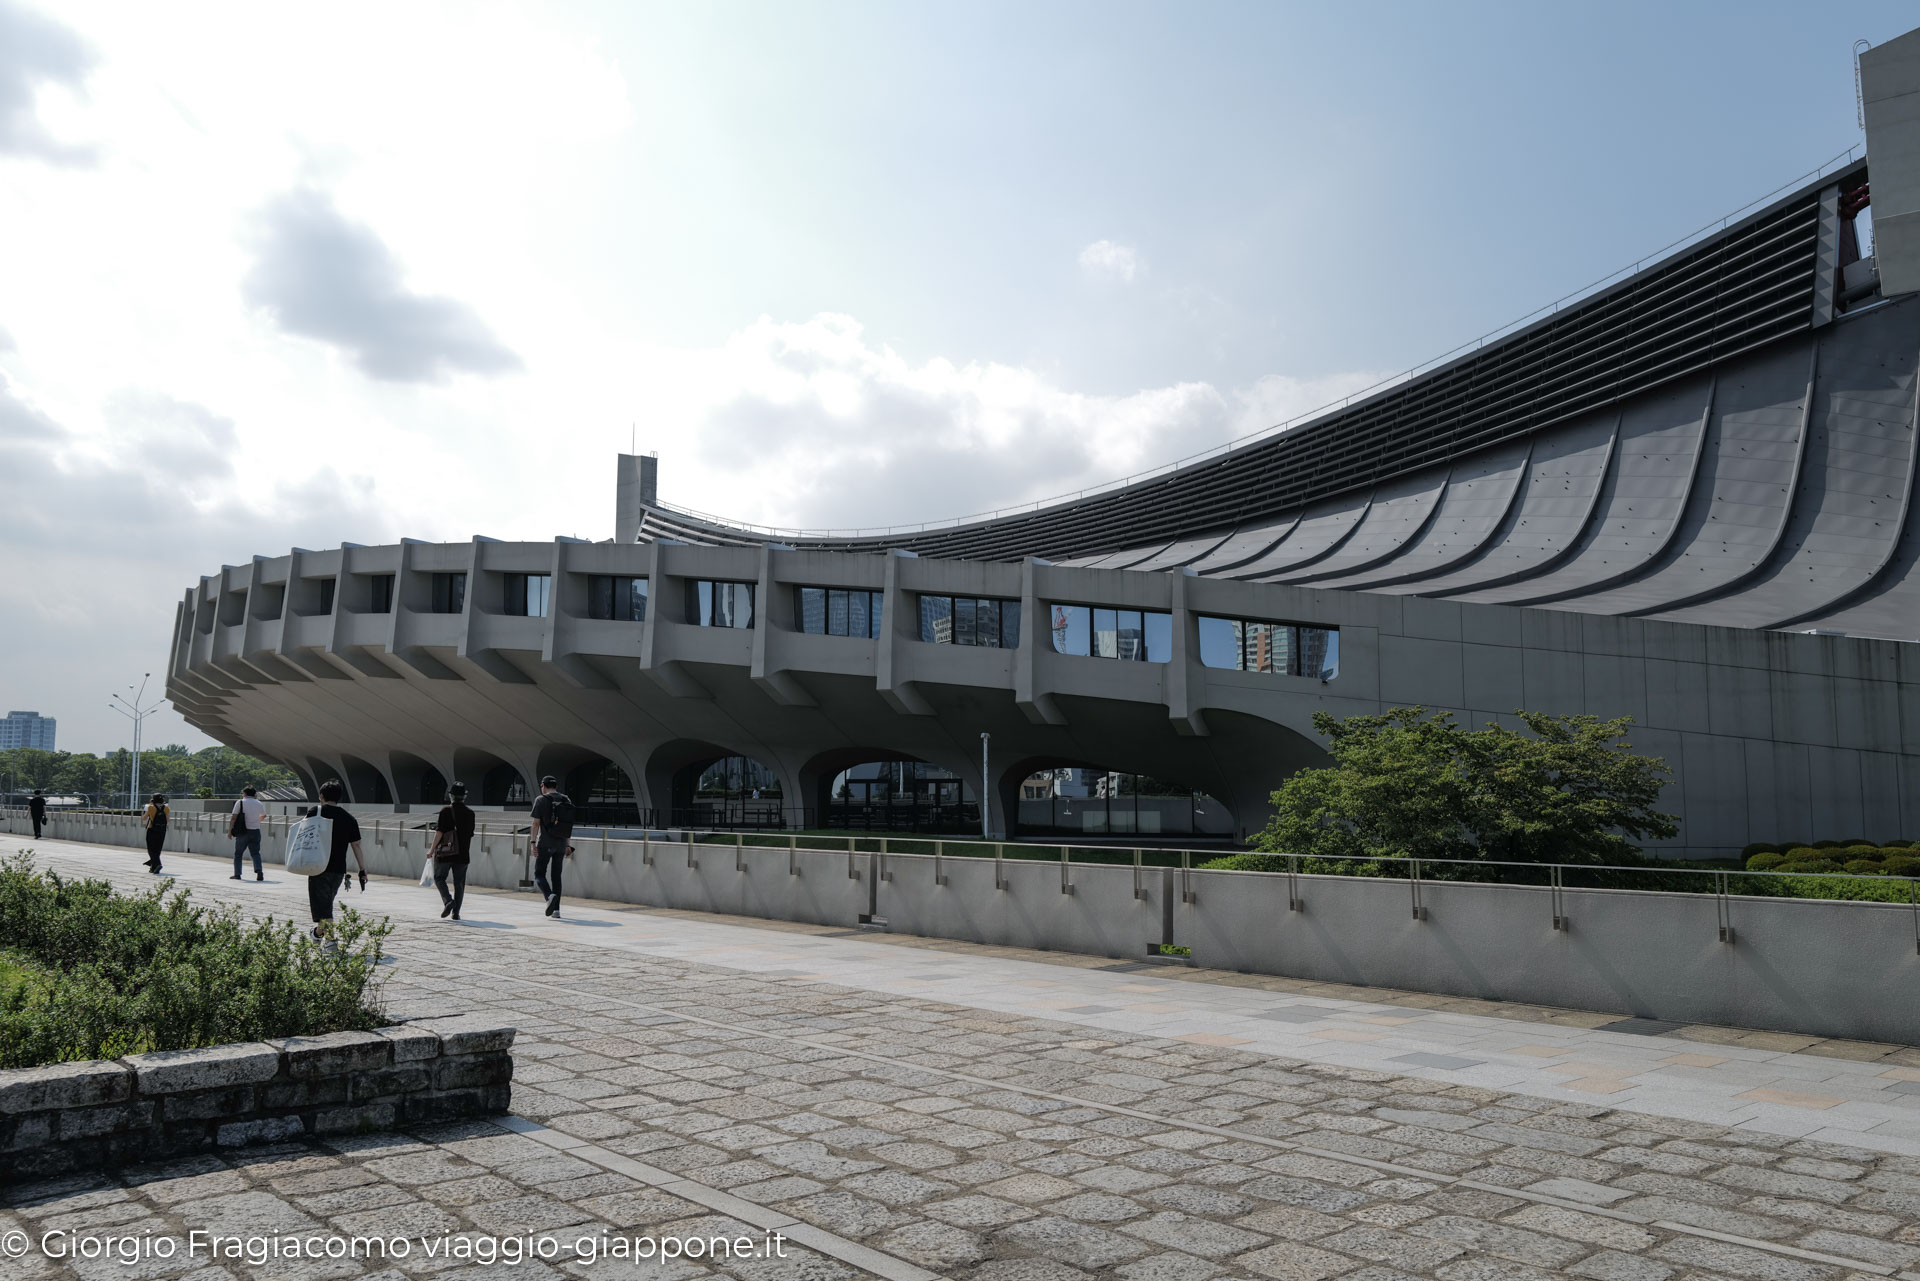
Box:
[979,731,991,841]
[109,673,162,811]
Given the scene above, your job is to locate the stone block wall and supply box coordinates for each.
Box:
[0,1017,513,1181]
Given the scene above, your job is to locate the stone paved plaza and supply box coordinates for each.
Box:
[7,834,1920,1281]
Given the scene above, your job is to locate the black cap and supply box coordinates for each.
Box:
[540,775,559,788]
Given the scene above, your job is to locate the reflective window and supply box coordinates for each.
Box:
[1049,603,1170,663]
[1144,611,1172,663]
[690,580,754,628]
[1197,615,1339,679]
[430,572,466,615]
[504,573,552,618]
[797,587,882,638]
[916,595,1020,648]
[587,576,647,621]
[370,574,395,614]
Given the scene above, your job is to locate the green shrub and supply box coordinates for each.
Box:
[1744,851,1786,871]
[1811,840,1848,849]
[1199,853,1289,872]
[1882,855,1920,878]
[1844,859,1883,875]
[0,854,390,1069]
[1741,843,1783,858]
[1842,845,1885,861]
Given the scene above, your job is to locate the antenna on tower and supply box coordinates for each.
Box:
[1855,39,1873,132]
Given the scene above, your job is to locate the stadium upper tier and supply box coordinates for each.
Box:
[635,158,1920,640]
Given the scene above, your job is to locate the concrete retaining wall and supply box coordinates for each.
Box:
[15,812,1918,1044]
[0,1018,514,1182]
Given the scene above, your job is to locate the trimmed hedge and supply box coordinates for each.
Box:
[0,854,391,1069]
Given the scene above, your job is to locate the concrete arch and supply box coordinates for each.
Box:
[795,745,980,833]
[994,754,1233,843]
[450,747,528,807]
[644,739,793,828]
[388,751,449,806]
[338,753,394,804]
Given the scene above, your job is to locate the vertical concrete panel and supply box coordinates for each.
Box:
[1379,635,1465,709]
[1643,659,1710,732]
[1859,753,1905,843]
[1772,742,1813,843]
[1744,739,1781,844]
[1770,671,1838,748]
[1807,747,1867,839]
[1520,648,1583,713]
[1462,645,1525,714]
[1706,664,1773,739]
[1581,654,1647,726]
[1680,733,1749,856]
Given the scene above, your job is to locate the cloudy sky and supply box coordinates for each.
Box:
[1,1,1911,753]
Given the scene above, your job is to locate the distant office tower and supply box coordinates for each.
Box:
[0,711,56,751]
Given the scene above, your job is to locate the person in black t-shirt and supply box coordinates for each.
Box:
[309,778,368,943]
[528,774,574,917]
[432,782,476,920]
[28,789,46,839]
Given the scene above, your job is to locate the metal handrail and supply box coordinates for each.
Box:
[5,805,1913,917]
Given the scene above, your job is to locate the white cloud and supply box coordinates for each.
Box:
[648,313,1380,532]
[1078,239,1140,283]
[0,0,97,165]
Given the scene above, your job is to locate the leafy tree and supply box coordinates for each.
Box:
[1255,707,1677,866]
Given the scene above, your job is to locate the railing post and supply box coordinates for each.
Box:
[1181,849,1195,904]
[788,832,798,877]
[1716,870,1735,944]
[934,839,947,887]
[1410,858,1426,921]
[1133,847,1145,901]
[736,830,745,873]
[995,842,1006,891]
[1551,864,1567,931]
[1060,845,1074,896]
[1288,854,1302,912]
[642,830,653,867]
[1911,877,1918,956]
[878,837,891,882]
[848,845,860,880]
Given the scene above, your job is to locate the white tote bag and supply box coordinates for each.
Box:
[418,858,436,887]
[284,810,334,877]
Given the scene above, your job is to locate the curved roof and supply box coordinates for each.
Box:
[634,160,1920,638]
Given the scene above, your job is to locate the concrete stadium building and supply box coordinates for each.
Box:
[168,35,1920,858]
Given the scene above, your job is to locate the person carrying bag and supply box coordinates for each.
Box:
[429,782,476,920]
[142,793,169,874]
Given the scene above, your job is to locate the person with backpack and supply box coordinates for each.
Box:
[431,782,476,920]
[309,779,368,943]
[528,774,575,917]
[28,789,46,839]
[230,784,266,881]
[142,792,169,873]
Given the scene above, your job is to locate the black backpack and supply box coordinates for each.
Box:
[544,792,576,841]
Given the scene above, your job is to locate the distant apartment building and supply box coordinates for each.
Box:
[0,711,56,751]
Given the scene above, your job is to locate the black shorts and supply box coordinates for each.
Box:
[308,869,346,922]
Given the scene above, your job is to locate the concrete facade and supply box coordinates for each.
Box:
[166,131,1920,859]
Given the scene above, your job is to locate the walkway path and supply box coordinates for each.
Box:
[6,833,1920,1280]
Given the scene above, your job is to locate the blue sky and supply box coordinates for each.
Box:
[0,0,1911,751]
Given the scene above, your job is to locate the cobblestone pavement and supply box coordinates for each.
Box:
[7,839,1920,1281]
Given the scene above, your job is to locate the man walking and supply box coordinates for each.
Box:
[230,784,266,881]
[528,774,575,918]
[28,789,46,839]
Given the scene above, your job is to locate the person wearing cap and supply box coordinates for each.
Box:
[28,788,46,839]
[527,774,575,917]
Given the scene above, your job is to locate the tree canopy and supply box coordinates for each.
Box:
[0,745,296,802]
[1255,707,1677,866]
